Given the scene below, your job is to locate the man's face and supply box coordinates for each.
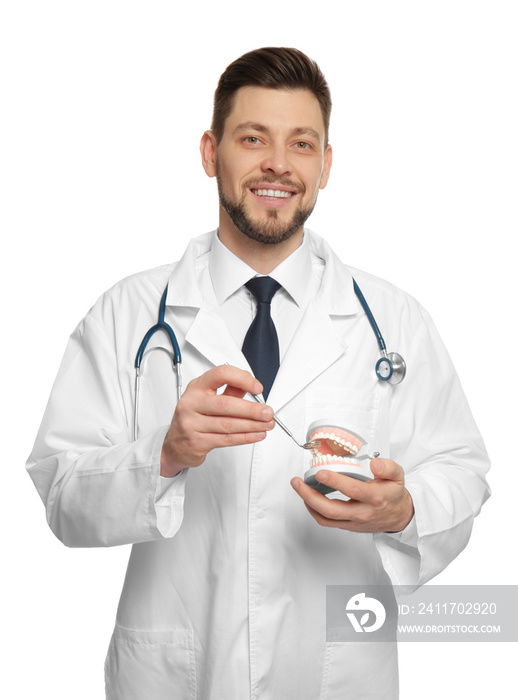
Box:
[202,87,332,246]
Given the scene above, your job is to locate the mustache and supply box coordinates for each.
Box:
[243,176,305,194]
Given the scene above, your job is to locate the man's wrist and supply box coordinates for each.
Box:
[385,490,415,533]
[160,445,187,478]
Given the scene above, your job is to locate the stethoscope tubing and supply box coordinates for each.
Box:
[134,284,182,439]
[352,279,387,354]
[135,285,181,369]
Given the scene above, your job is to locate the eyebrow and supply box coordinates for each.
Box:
[233,122,322,144]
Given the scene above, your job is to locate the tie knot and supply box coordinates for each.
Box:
[245,276,281,304]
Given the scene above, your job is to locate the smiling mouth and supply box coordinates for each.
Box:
[250,188,295,199]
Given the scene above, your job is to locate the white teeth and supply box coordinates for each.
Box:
[252,188,293,198]
[310,454,360,468]
[311,431,359,454]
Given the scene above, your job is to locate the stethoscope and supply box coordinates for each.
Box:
[133,279,406,440]
[351,279,407,385]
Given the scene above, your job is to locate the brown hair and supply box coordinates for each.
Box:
[211,47,332,145]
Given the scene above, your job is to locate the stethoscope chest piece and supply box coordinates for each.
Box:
[376,352,406,385]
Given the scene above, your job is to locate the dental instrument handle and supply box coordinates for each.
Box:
[249,393,301,446]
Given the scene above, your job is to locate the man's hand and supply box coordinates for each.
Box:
[290,458,414,533]
[160,365,275,477]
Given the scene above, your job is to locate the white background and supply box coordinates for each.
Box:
[2,1,517,698]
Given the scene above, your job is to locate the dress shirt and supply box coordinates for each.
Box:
[208,231,323,363]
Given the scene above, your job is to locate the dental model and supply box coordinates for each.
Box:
[303,420,376,495]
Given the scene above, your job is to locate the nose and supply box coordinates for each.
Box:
[261,144,292,177]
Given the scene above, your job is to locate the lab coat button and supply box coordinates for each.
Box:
[257,509,265,519]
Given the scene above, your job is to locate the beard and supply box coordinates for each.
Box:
[216,172,317,246]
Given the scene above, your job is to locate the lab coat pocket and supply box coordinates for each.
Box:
[319,642,398,700]
[105,625,197,700]
[306,387,380,447]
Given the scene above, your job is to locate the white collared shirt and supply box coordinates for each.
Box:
[208,231,324,362]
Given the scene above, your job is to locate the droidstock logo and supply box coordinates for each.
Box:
[346,593,387,633]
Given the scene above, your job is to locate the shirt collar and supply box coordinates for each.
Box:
[209,231,313,308]
[209,232,258,306]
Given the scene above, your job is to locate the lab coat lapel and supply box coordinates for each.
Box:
[184,306,249,371]
[165,232,250,372]
[267,300,347,412]
[267,232,362,412]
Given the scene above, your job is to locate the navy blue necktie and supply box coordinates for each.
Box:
[242,276,281,401]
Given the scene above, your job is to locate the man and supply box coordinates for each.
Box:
[27,48,490,699]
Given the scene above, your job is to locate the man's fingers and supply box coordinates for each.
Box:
[370,458,405,484]
[187,429,269,456]
[311,460,406,503]
[199,393,274,422]
[186,365,270,422]
[222,385,247,399]
[313,471,375,503]
[303,502,353,529]
[222,377,263,400]
[208,430,269,448]
[291,477,344,516]
[194,414,275,435]
[291,477,367,527]
[195,365,262,396]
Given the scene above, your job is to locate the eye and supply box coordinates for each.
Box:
[244,136,261,145]
[294,141,311,150]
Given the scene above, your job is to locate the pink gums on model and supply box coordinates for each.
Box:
[307,425,364,469]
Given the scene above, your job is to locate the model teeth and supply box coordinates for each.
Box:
[252,189,293,198]
[309,454,360,468]
[311,432,359,455]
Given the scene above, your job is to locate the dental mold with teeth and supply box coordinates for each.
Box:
[303,420,375,496]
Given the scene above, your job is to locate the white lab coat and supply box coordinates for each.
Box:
[27,230,490,700]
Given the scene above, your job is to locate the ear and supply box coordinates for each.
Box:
[200,130,218,178]
[319,144,333,190]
